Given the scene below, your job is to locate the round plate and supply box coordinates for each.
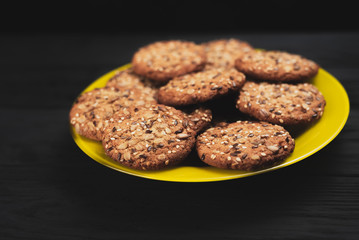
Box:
[70,64,350,182]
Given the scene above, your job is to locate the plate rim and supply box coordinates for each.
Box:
[70,64,350,182]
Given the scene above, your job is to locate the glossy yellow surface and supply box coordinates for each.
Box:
[70,64,350,182]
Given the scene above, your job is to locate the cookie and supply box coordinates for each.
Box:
[186,108,212,133]
[196,121,295,170]
[157,68,246,106]
[106,68,159,90]
[202,38,254,70]
[235,50,319,82]
[69,87,157,141]
[236,81,326,125]
[132,40,207,83]
[102,105,210,170]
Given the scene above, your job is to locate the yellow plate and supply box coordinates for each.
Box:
[70,64,350,182]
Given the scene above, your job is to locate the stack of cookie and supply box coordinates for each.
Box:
[70,39,326,171]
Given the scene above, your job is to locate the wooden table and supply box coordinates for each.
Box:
[1,32,358,239]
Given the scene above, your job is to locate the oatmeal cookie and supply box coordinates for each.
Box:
[236,81,326,125]
[235,50,319,82]
[157,68,245,106]
[196,121,295,170]
[106,68,159,91]
[102,105,210,170]
[132,40,206,83]
[202,38,253,70]
[69,87,157,141]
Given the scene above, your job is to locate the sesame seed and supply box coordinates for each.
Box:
[177,133,191,139]
[123,152,131,161]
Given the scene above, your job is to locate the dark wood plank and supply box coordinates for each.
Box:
[1,32,359,239]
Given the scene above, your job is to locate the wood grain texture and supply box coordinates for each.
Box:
[1,32,359,240]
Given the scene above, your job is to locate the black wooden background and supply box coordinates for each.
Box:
[1,1,359,239]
